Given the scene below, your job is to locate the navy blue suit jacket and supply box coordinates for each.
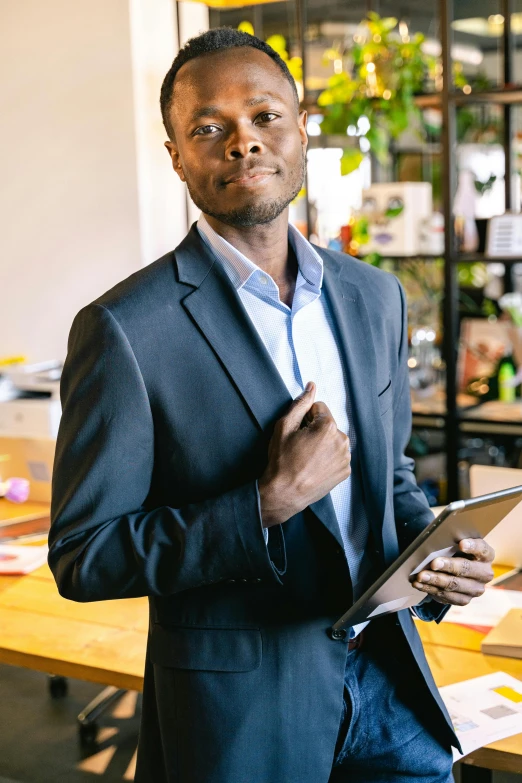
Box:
[49,226,458,782]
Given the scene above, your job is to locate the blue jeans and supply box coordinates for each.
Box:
[329,621,454,783]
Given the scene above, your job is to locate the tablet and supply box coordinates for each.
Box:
[332,485,522,634]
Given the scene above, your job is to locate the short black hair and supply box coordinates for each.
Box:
[160,27,299,140]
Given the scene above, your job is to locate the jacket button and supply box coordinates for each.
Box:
[251,578,262,583]
[239,578,248,583]
[330,628,347,641]
[225,579,236,584]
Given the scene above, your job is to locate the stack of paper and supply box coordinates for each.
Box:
[0,544,48,574]
[481,609,522,659]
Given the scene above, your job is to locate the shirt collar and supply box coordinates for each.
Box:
[196,214,323,294]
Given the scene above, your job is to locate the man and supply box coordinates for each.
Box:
[49,28,495,783]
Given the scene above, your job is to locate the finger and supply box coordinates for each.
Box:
[308,401,334,421]
[458,538,495,563]
[412,571,486,597]
[281,382,316,433]
[428,556,494,583]
[411,582,474,606]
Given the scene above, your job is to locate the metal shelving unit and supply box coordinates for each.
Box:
[441,0,521,500]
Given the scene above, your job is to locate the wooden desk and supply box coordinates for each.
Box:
[416,582,522,780]
[0,500,147,690]
[0,501,521,778]
[0,563,148,691]
[0,498,50,539]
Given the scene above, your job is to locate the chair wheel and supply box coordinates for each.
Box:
[79,721,98,745]
[49,675,68,699]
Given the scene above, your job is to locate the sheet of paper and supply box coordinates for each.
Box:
[410,545,459,577]
[0,544,48,575]
[441,586,522,630]
[439,672,522,760]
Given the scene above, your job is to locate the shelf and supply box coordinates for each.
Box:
[357,254,443,262]
[452,253,522,265]
[412,414,446,430]
[450,88,522,106]
[391,143,442,155]
[412,397,522,437]
[415,88,522,108]
[306,135,359,150]
[362,253,522,264]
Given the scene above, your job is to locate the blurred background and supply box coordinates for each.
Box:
[5,0,522,509]
[3,2,522,781]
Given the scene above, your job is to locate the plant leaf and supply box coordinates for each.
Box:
[340,148,364,176]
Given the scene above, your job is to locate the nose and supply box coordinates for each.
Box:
[224,122,265,160]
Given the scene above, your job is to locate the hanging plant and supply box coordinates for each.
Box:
[237,23,303,88]
[318,13,431,174]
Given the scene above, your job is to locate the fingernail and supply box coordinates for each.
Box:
[461,540,471,552]
[420,573,430,582]
[433,559,445,570]
[305,381,313,392]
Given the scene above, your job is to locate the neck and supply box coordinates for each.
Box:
[203,209,293,284]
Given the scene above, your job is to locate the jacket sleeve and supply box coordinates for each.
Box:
[391,279,450,623]
[49,303,285,603]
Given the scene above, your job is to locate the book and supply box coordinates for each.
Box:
[0,543,48,574]
[481,608,522,659]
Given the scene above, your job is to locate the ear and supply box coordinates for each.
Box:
[298,109,308,150]
[164,141,186,183]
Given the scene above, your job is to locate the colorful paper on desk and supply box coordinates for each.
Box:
[441,672,522,760]
[0,544,48,574]
[441,586,522,631]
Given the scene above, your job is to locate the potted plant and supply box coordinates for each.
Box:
[317,12,430,175]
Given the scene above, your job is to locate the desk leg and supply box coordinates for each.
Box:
[460,764,493,783]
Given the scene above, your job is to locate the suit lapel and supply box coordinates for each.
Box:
[316,247,388,551]
[177,227,292,433]
[175,227,344,550]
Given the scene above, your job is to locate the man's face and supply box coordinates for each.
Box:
[165,47,308,228]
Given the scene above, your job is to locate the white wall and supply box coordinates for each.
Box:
[177,1,210,226]
[130,0,188,265]
[0,0,186,363]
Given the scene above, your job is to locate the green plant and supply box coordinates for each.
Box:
[237,23,303,85]
[474,175,497,196]
[318,13,429,173]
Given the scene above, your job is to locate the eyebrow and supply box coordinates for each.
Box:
[189,105,221,123]
[189,94,283,123]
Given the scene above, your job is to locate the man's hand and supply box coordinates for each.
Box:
[258,382,351,527]
[411,538,495,605]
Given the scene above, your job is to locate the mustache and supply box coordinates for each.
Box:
[219,164,283,187]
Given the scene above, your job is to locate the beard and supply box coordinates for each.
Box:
[184,151,306,228]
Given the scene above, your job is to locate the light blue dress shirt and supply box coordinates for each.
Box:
[197,215,372,604]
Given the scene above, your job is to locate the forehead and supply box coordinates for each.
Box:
[171,47,295,119]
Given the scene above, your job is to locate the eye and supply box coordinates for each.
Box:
[362,197,377,213]
[256,112,279,124]
[193,124,221,137]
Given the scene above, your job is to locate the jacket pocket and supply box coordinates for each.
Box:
[378,378,392,415]
[149,625,262,672]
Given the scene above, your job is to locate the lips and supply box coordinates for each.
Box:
[224,169,276,186]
